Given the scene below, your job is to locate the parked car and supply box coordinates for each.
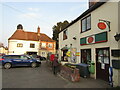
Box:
[0,54,5,67]
[37,56,46,61]
[1,55,41,69]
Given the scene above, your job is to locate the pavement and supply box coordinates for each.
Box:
[47,61,111,88]
[2,61,112,88]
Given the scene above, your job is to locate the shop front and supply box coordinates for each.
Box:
[80,31,111,81]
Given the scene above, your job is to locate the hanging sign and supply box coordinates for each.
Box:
[97,19,110,31]
[98,22,106,30]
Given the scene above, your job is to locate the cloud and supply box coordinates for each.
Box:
[19,12,43,19]
[70,3,88,12]
[28,8,40,12]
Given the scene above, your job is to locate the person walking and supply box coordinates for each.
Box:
[52,56,59,75]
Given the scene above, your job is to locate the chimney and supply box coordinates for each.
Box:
[37,26,40,36]
[89,0,100,8]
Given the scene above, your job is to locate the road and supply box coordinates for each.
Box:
[2,61,111,88]
[2,61,68,88]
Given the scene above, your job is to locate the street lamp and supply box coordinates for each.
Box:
[114,33,120,41]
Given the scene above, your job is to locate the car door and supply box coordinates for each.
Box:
[20,55,31,66]
[11,55,23,66]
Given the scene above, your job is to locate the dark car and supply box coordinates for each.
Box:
[37,56,46,61]
[1,55,41,69]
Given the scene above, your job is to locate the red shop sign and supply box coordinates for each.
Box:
[98,22,106,30]
[88,36,94,43]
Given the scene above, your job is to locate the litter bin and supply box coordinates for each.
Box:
[75,63,90,78]
[88,61,95,74]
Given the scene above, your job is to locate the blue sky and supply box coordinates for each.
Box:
[0,0,88,46]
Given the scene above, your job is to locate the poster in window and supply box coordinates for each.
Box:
[101,63,105,69]
[104,57,109,64]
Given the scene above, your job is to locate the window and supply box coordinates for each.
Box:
[42,52,45,56]
[48,43,53,48]
[20,56,28,60]
[63,29,68,40]
[30,43,35,48]
[4,55,20,59]
[81,15,91,32]
[81,49,91,64]
[17,43,23,47]
[41,43,46,48]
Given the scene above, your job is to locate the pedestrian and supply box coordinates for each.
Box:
[52,56,59,75]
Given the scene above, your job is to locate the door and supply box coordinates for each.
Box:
[11,55,23,66]
[20,55,30,66]
[96,48,110,81]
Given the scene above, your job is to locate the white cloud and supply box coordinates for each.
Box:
[28,8,40,12]
[19,12,43,19]
[70,3,88,12]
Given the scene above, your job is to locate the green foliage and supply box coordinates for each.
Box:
[52,20,69,49]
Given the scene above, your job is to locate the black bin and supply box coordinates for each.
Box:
[75,63,90,78]
[112,59,120,69]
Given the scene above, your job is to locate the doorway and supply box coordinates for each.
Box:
[96,48,110,81]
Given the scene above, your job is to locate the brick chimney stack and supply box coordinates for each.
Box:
[89,0,100,8]
[37,26,40,36]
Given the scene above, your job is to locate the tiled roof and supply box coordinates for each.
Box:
[8,29,55,42]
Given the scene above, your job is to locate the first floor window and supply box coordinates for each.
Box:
[81,15,91,32]
[30,43,35,48]
[41,43,46,48]
[48,43,53,48]
[17,43,23,47]
[63,29,68,40]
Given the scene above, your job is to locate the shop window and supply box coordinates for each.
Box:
[81,49,91,64]
[30,43,35,48]
[17,43,23,47]
[81,15,91,33]
[63,29,68,40]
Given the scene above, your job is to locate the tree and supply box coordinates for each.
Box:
[52,20,69,50]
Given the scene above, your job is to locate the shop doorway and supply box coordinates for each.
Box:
[96,48,110,81]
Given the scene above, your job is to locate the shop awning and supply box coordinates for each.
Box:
[61,46,69,51]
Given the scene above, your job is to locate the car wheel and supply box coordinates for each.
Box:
[4,63,11,69]
[31,62,37,68]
